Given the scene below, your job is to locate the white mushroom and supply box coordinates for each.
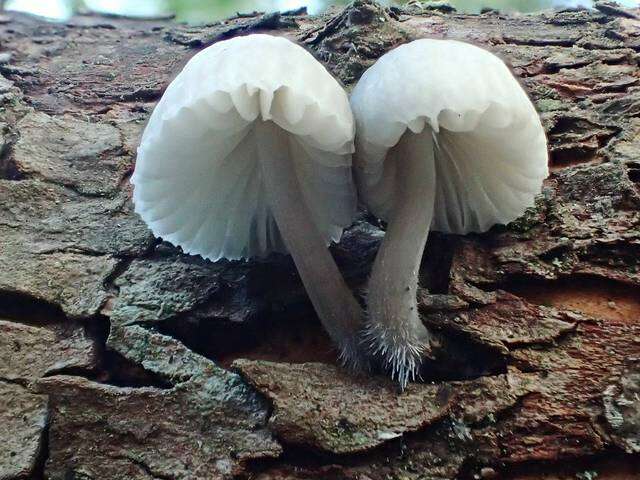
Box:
[350,39,549,388]
[132,34,366,367]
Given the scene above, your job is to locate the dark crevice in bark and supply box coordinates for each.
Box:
[501,450,640,479]
[502,36,579,47]
[101,257,136,295]
[30,420,49,480]
[244,438,357,473]
[34,247,112,257]
[163,11,298,48]
[100,239,162,301]
[0,304,173,389]
[627,161,640,184]
[421,329,509,381]
[551,147,604,169]
[420,232,458,294]
[154,303,339,369]
[73,351,174,389]
[114,455,176,480]
[536,54,634,77]
[0,376,30,387]
[116,87,165,103]
[595,3,640,19]
[0,290,67,325]
[87,315,173,389]
[116,162,135,191]
[154,296,508,384]
[0,135,22,180]
[38,172,127,199]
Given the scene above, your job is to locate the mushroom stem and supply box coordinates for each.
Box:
[365,130,436,388]
[255,120,366,369]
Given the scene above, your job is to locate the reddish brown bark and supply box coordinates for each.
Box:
[0,1,639,479]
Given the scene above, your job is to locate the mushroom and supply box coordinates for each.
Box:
[350,39,548,387]
[132,34,366,368]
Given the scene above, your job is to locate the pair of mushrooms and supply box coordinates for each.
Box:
[132,34,548,389]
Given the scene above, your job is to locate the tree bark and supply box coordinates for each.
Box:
[0,1,639,479]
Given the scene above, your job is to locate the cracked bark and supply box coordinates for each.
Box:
[1,1,640,479]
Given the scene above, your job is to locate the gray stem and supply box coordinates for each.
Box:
[365,130,436,387]
[255,120,365,368]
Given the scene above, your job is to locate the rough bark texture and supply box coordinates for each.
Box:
[1,1,640,479]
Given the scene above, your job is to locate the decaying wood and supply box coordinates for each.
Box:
[0,1,639,479]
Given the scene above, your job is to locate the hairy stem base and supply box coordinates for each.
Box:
[365,129,437,389]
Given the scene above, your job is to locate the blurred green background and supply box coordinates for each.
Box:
[4,0,640,23]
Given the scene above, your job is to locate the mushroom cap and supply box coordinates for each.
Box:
[350,39,549,233]
[132,34,357,260]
